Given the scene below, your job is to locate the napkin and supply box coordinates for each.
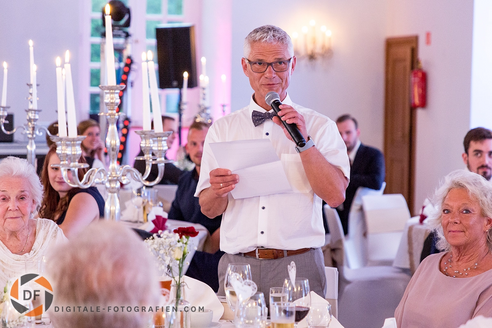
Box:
[120,199,144,222]
[181,276,224,322]
[459,316,492,328]
[150,215,168,233]
[382,317,397,328]
[294,292,343,328]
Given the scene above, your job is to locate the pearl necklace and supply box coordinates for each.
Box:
[442,254,478,278]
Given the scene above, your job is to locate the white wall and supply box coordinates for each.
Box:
[0,0,84,140]
[230,0,387,150]
[387,0,475,212]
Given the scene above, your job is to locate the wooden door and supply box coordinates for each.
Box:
[384,36,418,210]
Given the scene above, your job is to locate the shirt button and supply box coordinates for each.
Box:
[265,132,269,136]
[262,206,265,210]
[261,231,264,234]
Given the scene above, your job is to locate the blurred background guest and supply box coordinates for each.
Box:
[39,145,104,238]
[47,220,161,328]
[168,121,223,291]
[395,170,492,327]
[77,119,106,169]
[133,115,183,185]
[36,122,59,177]
[0,157,67,286]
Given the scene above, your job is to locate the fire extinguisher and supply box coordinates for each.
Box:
[411,59,427,108]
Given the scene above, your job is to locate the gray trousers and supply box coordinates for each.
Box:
[217,248,326,305]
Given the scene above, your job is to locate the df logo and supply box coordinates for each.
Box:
[9,273,53,317]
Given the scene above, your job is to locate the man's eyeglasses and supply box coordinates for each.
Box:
[244,57,293,73]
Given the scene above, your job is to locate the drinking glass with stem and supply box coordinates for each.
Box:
[283,278,311,327]
[224,263,253,313]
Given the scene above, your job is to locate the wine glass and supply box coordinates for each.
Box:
[224,263,253,313]
[307,303,332,327]
[283,278,311,327]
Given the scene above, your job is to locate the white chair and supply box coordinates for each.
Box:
[345,182,386,269]
[324,205,410,328]
[362,194,411,266]
[324,266,339,319]
[152,185,179,212]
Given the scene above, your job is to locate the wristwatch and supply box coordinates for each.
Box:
[295,136,315,153]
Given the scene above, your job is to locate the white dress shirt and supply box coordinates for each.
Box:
[195,95,350,254]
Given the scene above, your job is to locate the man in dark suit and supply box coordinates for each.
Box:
[335,114,385,235]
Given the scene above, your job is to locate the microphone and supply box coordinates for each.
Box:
[265,91,306,147]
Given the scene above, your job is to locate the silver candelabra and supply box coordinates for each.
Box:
[51,85,171,221]
[0,83,50,166]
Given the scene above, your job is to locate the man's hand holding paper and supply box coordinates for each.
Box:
[209,139,292,199]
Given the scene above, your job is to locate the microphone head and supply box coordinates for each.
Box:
[265,92,280,106]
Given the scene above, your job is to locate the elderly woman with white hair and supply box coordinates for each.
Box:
[0,157,67,286]
[47,220,161,328]
[395,169,492,327]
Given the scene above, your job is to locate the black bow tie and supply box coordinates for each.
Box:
[252,110,276,127]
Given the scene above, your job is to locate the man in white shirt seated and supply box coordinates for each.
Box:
[195,25,349,299]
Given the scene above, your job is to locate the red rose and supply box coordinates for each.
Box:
[173,226,199,238]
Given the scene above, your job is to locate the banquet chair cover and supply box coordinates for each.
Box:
[345,182,386,269]
[325,266,339,318]
[324,205,411,328]
[362,194,411,266]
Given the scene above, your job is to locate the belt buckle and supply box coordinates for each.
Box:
[255,248,260,259]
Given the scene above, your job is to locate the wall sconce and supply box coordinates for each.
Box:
[292,20,332,61]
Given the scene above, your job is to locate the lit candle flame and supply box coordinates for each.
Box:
[147,50,153,61]
[105,4,110,15]
[326,30,332,37]
[65,50,70,63]
[3,62,7,69]
[29,40,33,47]
[183,71,188,78]
[141,52,147,61]
[309,20,316,27]
[320,25,327,32]
[199,74,203,81]
[201,57,206,65]
[302,26,308,34]
[221,74,226,82]
[56,57,61,67]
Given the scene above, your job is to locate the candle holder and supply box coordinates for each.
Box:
[220,103,227,117]
[53,84,171,221]
[0,83,51,166]
[195,104,213,124]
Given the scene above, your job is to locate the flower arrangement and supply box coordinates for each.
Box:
[0,281,27,327]
[145,226,199,307]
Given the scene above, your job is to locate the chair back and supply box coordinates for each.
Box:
[345,182,386,269]
[324,205,346,277]
[362,193,410,234]
[324,266,339,318]
[153,185,179,204]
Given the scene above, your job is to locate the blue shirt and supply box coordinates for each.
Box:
[168,168,221,235]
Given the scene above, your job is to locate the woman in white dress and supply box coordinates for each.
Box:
[0,157,67,287]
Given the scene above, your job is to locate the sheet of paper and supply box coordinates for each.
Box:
[209,139,292,199]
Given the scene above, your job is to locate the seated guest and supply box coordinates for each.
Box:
[168,121,223,292]
[395,170,492,327]
[36,121,59,176]
[133,115,183,185]
[39,145,104,238]
[77,119,106,169]
[47,220,161,328]
[0,157,67,287]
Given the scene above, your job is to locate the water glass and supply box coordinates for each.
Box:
[269,287,288,308]
[250,292,267,321]
[234,298,263,328]
[270,302,296,328]
[307,303,332,327]
[224,263,253,312]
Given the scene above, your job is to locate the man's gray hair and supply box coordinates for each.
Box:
[0,156,42,211]
[244,25,294,58]
[427,169,492,252]
[47,221,161,328]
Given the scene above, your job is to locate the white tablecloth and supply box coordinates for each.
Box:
[393,216,432,273]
